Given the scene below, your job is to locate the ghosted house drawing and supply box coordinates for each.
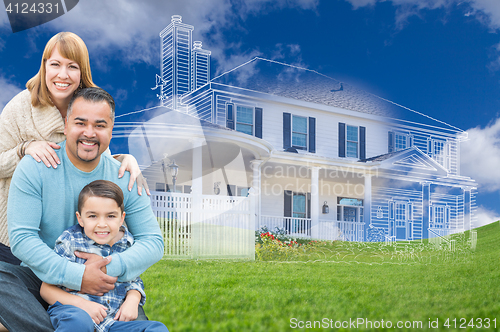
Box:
[114,16,477,258]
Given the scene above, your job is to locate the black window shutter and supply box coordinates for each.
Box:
[360,126,366,160]
[388,131,394,153]
[284,190,292,217]
[226,103,235,130]
[308,117,316,153]
[338,122,346,157]
[255,107,263,138]
[283,113,291,150]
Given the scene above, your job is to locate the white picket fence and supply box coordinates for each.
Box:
[151,192,255,259]
[258,216,365,242]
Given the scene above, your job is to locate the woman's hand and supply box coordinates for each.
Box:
[24,141,61,168]
[115,154,150,196]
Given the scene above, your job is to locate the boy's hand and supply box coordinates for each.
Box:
[114,299,138,322]
[79,298,108,324]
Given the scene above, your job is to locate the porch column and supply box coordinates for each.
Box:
[250,160,264,230]
[422,182,430,239]
[463,187,472,231]
[191,138,204,259]
[364,173,372,241]
[310,166,320,239]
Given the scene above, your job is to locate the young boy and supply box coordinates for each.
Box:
[40,180,168,332]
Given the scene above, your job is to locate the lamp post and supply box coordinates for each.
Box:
[169,160,179,193]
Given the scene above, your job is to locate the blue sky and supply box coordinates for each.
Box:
[1,0,500,226]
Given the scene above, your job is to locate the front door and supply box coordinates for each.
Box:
[395,202,408,240]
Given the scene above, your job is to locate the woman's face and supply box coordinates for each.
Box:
[45,47,81,109]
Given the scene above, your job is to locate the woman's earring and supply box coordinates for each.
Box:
[79,81,83,89]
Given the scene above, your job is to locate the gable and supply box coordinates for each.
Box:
[392,154,438,171]
[373,147,448,178]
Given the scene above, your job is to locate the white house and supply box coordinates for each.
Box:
[114,15,476,258]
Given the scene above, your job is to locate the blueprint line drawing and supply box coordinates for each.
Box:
[112,15,477,259]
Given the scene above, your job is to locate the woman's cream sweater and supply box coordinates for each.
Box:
[0,90,65,246]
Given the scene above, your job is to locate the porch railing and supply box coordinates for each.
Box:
[151,192,254,259]
[258,215,365,242]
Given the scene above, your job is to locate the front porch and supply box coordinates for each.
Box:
[259,215,365,242]
[150,192,366,258]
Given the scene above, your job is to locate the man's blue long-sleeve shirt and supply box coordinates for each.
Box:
[8,140,164,291]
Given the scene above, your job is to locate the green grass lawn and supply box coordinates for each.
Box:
[142,222,500,331]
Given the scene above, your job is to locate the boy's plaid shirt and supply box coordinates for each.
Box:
[51,224,146,332]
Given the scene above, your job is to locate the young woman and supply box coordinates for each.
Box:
[0,32,149,264]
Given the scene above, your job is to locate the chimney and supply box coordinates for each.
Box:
[171,15,182,23]
[193,41,203,50]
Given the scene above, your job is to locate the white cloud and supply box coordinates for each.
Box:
[344,0,500,68]
[44,0,317,68]
[467,0,500,30]
[474,205,500,228]
[0,76,23,113]
[461,117,500,192]
[345,0,500,31]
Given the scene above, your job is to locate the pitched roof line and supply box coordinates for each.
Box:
[214,56,463,132]
[373,95,464,132]
[115,105,164,119]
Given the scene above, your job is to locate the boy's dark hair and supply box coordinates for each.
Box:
[78,180,124,213]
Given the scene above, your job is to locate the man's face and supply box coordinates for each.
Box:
[64,98,113,172]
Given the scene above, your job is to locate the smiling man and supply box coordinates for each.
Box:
[0,88,164,332]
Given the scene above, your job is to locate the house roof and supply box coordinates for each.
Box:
[359,150,405,163]
[115,105,231,131]
[210,57,463,133]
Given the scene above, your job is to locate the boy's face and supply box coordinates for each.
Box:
[76,196,125,247]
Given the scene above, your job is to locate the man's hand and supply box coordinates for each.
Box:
[79,255,117,296]
[75,251,107,273]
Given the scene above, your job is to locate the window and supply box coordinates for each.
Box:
[339,123,365,159]
[432,140,445,166]
[336,197,364,222]
[395,133,407,151]
[292,115,308,150]
[395,203,406,227]
[430,205,449,229]
[227,104,262,138]
[346,125,358,158]
[388,131,413,152]
[237,186,250,197]
[292,193,307,218]
[236,106,253,135]
[284,113,315,153]
[427,138,449,168]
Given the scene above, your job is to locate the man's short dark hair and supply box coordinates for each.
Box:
[67,87,115,122]
[78,180,124,213]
